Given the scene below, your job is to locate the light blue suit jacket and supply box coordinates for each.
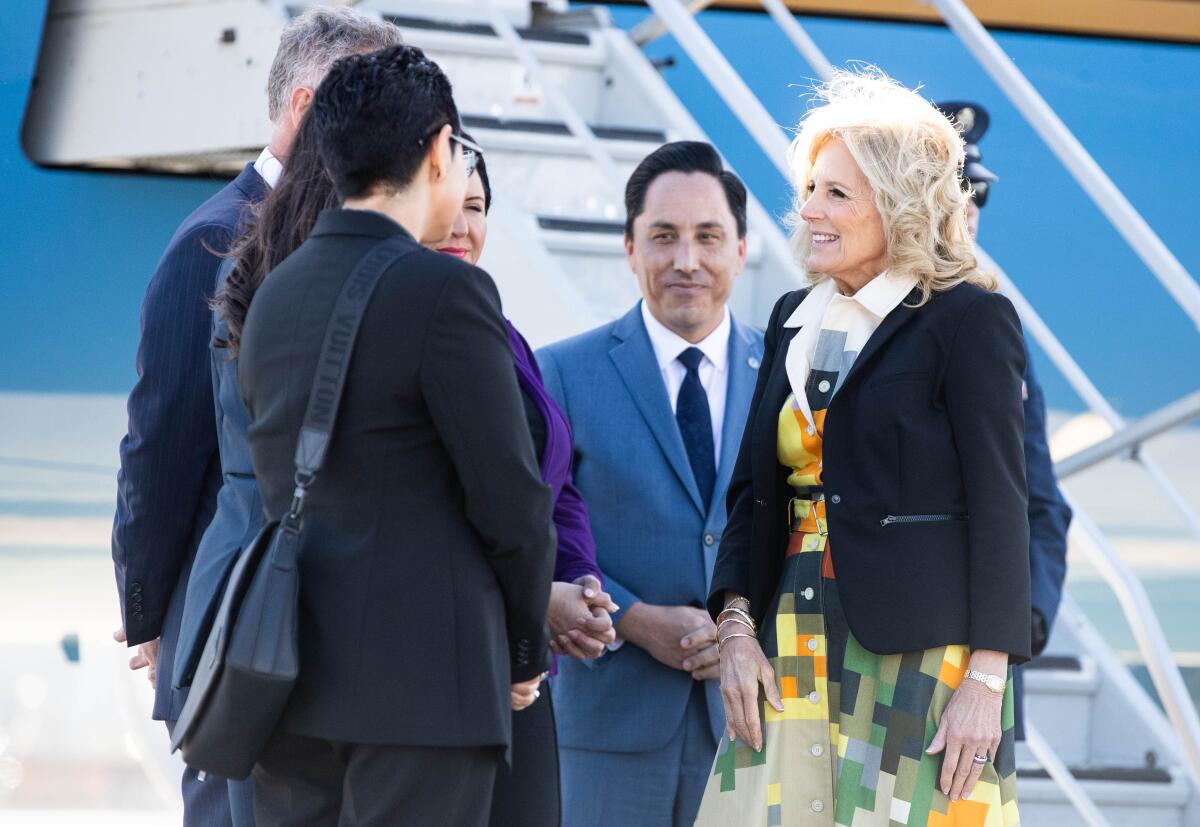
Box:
[537,302,764,753]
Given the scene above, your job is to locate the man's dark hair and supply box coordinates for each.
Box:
[311,44,460,200]
[624,141,747,238]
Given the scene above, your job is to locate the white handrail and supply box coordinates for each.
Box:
[1024,721,1113,827]
[1055,391,1200,478]
[760,0,833,80]
[481,0,623,189]
[642,0,792,179]
[631,0,717,45]
[1066,504,1200,783]
[978,250,1200,538]
[925,0,1200,330]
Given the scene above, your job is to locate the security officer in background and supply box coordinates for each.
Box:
[938,101,1074,740]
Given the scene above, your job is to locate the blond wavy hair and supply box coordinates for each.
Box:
[785,68,995,303]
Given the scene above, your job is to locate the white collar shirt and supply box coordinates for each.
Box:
[782,271,918,431]
[640,300,731,460]
[253,147,283,189]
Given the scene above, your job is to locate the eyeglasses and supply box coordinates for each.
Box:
[450,132,484,178]
[961,177,990,209]
[419,127,485,178]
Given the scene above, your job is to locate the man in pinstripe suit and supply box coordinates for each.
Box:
[110,9,401,824]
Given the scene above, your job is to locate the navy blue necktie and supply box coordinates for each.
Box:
[676,347,716,508]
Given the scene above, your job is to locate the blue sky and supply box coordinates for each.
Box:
[2,2,1197,418]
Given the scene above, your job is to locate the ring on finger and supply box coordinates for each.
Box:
[972,753,989,765]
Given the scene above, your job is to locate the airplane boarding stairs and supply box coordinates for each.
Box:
[22,1,1200,823]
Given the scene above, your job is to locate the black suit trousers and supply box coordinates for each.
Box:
[252,731,502,827]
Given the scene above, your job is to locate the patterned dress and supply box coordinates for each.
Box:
[695,281,1020,827]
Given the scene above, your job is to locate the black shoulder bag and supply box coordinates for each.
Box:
[170,235,411,779]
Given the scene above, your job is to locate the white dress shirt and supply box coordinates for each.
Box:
[253,146,283,189]
[640,300,730,460]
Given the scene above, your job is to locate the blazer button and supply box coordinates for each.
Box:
[132,612,144,622]
[830,494,841,504]
[130,582,142,594]
[703,533,715,547]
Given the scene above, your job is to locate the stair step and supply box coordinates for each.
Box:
[381,12,594,46]
[388,9,668,142]
[538,216,624,235]
[1026,654,1083,672]
[1025,654,1100,767]
[1017,765,1194,827]
[1017,765,1173,783]
[464,114,666,144]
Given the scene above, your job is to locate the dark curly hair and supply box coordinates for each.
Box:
[214,121,490,355]
[213,111,337,355]
[312,44,460,200]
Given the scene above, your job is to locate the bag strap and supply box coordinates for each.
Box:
[287,234,413,520]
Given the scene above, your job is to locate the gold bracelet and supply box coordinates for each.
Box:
[724,596,751,612]
[717,632,757,656]
[716,606,755,631]
[717,616,755,636]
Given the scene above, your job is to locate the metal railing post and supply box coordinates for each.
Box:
[979,249,1200,538]
[631,0,717,46]
[641,0,793,178]
[760,0,833,80]
[1066,504,1200,784]
[481,0,623,189]
[1024,721,1113,827]
[926,0,1200,330]
[1054,391,1200,479]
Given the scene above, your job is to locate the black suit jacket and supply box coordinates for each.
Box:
[710,281,1032,663]
[112,163,267,720]
[239,209,556,748]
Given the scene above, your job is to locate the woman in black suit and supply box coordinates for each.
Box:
[695,70,1030,826]
[238,46,556,825]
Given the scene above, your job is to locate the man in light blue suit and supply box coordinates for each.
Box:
[538,142,764,827]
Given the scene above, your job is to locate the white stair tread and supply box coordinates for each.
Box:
[1025,653,1101,695]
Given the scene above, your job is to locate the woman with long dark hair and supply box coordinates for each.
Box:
[171,110,336,692]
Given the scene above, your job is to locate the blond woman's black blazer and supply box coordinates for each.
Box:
[709,281,1032,663]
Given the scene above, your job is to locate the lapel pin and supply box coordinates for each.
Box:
[748,356,761,370]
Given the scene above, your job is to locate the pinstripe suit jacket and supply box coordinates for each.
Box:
[111,163,267,721]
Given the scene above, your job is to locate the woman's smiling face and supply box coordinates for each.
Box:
[429,171,489,265]
[799,137,890,293]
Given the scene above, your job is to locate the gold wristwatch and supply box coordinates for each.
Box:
[965,669,1005,694]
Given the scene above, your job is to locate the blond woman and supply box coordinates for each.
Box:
[696,69,1028,826]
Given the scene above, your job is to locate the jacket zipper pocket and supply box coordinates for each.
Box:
[879,513,968,527]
